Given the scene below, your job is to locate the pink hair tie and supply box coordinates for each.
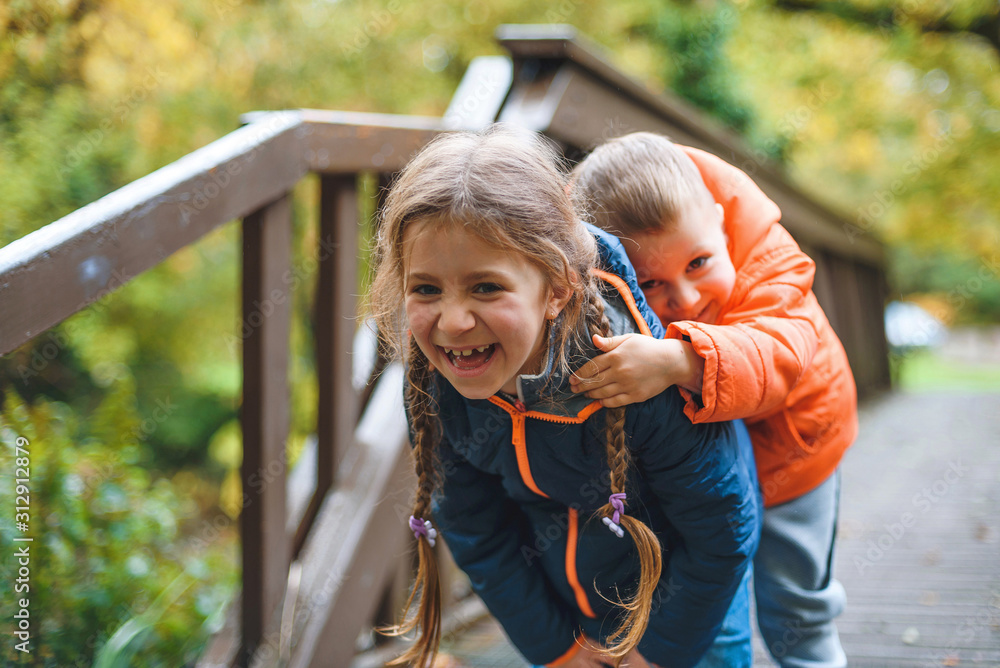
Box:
[602,493,627,538]
[409,515,437,547]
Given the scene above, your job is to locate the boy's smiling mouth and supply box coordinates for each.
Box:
[439,344,497,372]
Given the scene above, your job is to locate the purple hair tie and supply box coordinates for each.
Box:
[602,493,627,538]
[409,515,437,547]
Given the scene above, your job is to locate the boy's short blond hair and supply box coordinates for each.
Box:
[570,132,715,236]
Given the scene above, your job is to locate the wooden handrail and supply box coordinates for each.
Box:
[0,111,303,356]
[0,111,441,357]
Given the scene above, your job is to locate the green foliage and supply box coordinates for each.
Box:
[645,3,756,134]
[92,573,195,668]
[642,1,795,163]
[728,0,1000,323]
[0,389,237,667]
[889,245,1000,324]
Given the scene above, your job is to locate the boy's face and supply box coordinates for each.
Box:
[627,199,736,326]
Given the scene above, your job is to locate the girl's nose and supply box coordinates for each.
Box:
[438,299,476,335]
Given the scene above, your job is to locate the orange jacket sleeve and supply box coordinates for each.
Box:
[666,224,821,424]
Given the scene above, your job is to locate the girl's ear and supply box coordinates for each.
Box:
[547,283,574,320]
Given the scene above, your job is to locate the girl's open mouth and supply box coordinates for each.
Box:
[441,344,496,372]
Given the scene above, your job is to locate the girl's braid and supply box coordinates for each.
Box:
[581,276,663,665]
[581,278,632,495]
[383,338,443,667]
[405,337,440,518]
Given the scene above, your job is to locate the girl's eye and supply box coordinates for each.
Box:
[688,257,708,271]
[639,280,662,292]
[474,283,503,294]
[411,284,440,296]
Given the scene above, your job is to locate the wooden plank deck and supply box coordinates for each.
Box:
[430,390,1000,667]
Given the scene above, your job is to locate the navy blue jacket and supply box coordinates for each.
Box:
[420,224,761,667]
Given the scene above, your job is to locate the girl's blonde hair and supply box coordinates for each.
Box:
[570,131,714,237]
[370,124,661,667]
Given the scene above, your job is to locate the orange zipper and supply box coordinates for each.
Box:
[590,268,653,337]
[487,395,601,619]
[566,507,597,618]
[488,395,603,498]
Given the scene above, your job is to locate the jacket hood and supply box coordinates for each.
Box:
[510,222,664,417]
[514,281,645,417]
[682,146,782,270]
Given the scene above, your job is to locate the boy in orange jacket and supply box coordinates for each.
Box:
[569,132,857,668]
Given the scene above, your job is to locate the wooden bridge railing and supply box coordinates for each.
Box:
[0,23,890,668]
[474,24,891,397]
[0,109,444,666]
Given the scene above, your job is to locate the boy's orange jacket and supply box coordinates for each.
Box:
[665,147,858,507]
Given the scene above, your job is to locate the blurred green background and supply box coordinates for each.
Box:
[1,0,999,664]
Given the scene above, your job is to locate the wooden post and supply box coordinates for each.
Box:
[240,195,293,664]
[316,175,360,496]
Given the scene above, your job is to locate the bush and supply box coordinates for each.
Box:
[0,389,237,667]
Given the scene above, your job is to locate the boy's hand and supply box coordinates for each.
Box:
[555,635,653,668]
[569,334,677,407]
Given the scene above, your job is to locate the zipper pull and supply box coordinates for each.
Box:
[514,399,527,413]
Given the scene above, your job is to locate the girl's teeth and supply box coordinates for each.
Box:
[443,346,491,356]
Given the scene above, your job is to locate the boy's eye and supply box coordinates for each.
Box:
[688,257,708,271]
[639,280,662,292]
[411,284,440,296]
[473,282,503,294]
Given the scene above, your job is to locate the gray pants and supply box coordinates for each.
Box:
[755,471,847,668]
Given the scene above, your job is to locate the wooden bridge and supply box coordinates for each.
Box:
[0,25,900,667]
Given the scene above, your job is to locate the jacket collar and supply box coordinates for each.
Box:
[509,283,640,417]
